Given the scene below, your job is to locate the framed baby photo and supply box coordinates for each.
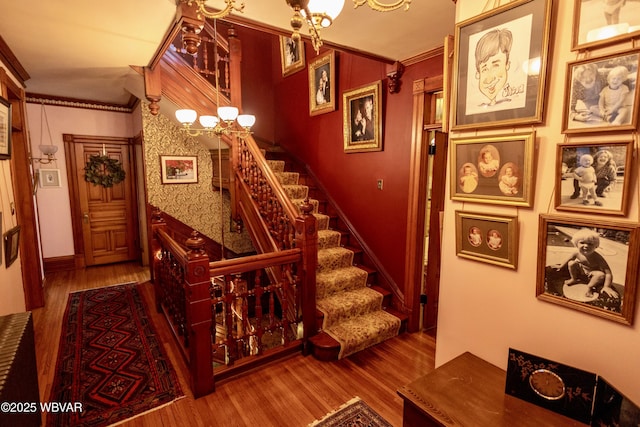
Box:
[343,81,382,153]
[455,210,518,269]
[555,141,633,216]
[308,50,336,116]
[450,131,535,207]
[536,214,640,325]
[572,0,640,51]
[562,50,640,134]
[280,36,305,77]
[451,0,552,131]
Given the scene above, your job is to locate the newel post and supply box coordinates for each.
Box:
[150,208,167,312]
[295,199,317,355]
[184,231,215,397]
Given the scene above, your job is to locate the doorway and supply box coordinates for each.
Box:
[64,134,140,267]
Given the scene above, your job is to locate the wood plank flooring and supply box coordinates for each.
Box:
[32,262,436,426]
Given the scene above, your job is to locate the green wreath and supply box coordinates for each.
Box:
[84,154,126,188]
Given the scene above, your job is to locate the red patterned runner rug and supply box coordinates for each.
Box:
[47,282,183,427]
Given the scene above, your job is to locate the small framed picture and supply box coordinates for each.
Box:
[279,36,305,77]
[343,80,382,153]
[160,155,198,184]
[0,96,11,160]
[39,169,61,188]
[572,0,640,51]
[308,50,336,116]
[555,141,633,216]
[562,50,640,134]
[451,0,553,130]
[536,214,640,325]
[455,210,518,269]
[450,131,535,207]
[3,225,20,268]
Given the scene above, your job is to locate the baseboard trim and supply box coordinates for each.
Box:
[43,255,77,273]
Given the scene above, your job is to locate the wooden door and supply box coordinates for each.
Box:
[65,135,139,266]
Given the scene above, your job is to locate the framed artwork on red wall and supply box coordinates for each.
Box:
[308,50,336,116]
[342,81,382,153]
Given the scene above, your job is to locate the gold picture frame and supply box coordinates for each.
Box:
[536,214,640,325]
[308,50,336,116]
[572,0,640,51]
[160,155,198,184]
[451,0,552,131]
[343,81,382,153]
[555,141,633,216]
[450,131,536,207]
[279,36,305,77]
[455,210,518,270]
[562,50,640,134]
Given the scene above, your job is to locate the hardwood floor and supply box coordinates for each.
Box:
[33,262,436,426]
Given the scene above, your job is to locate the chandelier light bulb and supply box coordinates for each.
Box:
[199,115,220,129]
[218,106,239,122]
[237,114,256,129]
[175,109,197,125]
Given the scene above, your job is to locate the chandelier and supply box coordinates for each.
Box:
[175,106,255,137]
[185,0,412,53]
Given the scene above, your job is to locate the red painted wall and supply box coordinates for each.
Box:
[272,41,443,290]
[232,24,443,289]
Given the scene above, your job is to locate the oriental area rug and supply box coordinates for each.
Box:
[47,282,183,427]
[308,397,393,427]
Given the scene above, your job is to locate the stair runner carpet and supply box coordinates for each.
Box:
[267,159,401,359]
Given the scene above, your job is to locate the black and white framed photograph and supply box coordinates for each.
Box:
[3,225,20,268]
[279,35,305,77]
[451,0,552,130]
[563,50,640,134]
[555,141,632,215]
[537,214,640,325]
[455,210,518,269]
[308,50,336,116]
[572,0,640,51]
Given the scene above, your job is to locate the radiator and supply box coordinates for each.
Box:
[0,311,41,426]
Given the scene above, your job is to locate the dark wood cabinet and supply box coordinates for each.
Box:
[398,352,585,427]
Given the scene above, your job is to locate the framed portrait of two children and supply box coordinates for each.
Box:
[451,0,552,131]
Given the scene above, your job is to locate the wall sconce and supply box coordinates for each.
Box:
[31,145,59,164]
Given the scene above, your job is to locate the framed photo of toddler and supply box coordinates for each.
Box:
[451,0,552,131]
[455,210,518,270]
[536,214,640,325]
[572,0,640,51]
[308,50,335,116]
[279,36,305,77]
[555,141,633,216]
[450,132,535,207]
[343,81,382,153]
[562,50,640,134]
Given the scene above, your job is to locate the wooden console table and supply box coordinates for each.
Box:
[397,352,585,426]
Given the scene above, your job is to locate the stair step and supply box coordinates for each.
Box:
[316,266,368,299]
[317,247,354,273]
[317,229,341,250]
[283,184,308,200]
[317,287,384,329]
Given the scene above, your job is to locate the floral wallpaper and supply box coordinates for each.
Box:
[141,104,254,255]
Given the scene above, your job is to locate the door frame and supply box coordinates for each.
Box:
[63,134,140,268]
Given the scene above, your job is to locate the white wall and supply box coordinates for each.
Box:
[26,103,134,258]
[437,0,640,403]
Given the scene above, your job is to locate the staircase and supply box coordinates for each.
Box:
[265,153,405,360]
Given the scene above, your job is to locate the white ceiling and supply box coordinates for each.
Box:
[0,0,456,105]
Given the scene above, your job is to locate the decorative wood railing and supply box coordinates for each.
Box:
[148,7,318,398]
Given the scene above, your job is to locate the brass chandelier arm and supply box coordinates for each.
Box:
[188,0,245,20]
[353,0,411,12]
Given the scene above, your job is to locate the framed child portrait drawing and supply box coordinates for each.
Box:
[451,0,552,130]
[343,81,382,153]
[450,131,535,207]
[555,141,633,216]
[536,214,640,325]
[562,50,640,134]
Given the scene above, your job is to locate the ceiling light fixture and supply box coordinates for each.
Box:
[187,0,245,20]
[175,107,255,137]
